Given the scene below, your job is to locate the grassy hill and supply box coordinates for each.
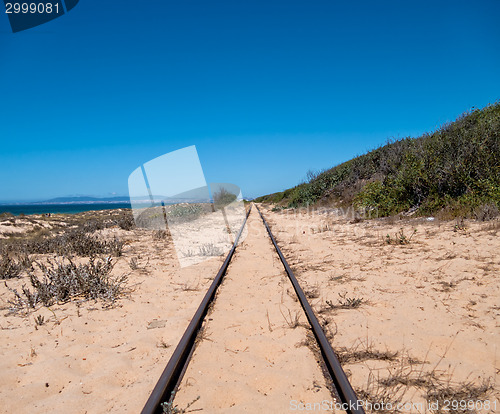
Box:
[256,102,500,219]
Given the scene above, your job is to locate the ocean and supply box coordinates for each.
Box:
[0,203,132,216]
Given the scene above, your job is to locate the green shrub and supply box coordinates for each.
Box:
[258,102,500,218]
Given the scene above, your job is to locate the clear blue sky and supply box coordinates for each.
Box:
[1,0,499,202]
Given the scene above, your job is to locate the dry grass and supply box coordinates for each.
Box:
[5,256,129,314]
[426,378,494,413]
[385,228,418,245]
[0,250,23,279]
[152,229,168,240]
[328,273,366,284]
[321,292,365,312]
[304,284,320,299]
[279,306,302,329]
[345,340,497,413]
[128,256,149,272]
[198,243,223,257]
[336,340,398,364]
[0,210,132,258]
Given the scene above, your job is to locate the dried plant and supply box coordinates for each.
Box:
[198,243,223,257]
[385,228,417,245]
[0,250,22,279]
[6,256,128,313]
[161,392,200,414]
[153,229,167,240]
[279,306,302,329]
[323,292,365,311]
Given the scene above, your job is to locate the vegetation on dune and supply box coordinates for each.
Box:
[256,102,500,218]
[0,210,135,313]
[6,256,128,312]
[0,209,133,258]
[213,187,238,210]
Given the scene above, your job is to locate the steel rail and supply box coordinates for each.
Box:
[141,205,252,414]
[256,204,365,414]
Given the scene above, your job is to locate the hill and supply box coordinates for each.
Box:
[44,196,130,203]
[256,102,500,219]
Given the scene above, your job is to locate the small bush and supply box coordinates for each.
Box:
[19,229,124,257]
[474,203,499,221]
[7,256,128,311]
[324,293,365,311]
[213,188,237,210]
[106,237,125,257]
[82,220,105,233]
[129,257,139,270]
[0,250,22,279]
[153,229,167,240]
[115,214,135,230]
[198,243,223,256]
[385,228,417,245]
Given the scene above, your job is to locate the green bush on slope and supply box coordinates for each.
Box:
[259,102,500,217]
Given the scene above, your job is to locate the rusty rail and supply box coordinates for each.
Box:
[141,205,252,414]
[256,204,365,414]
[143,204,364,414]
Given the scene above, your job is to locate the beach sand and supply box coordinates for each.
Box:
[0,207,498,412]
[0,214,227,413]
[260,205,499,412]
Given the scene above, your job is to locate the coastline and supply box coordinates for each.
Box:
[0,203,132,216]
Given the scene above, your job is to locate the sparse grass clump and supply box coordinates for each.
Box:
[129,257,139,270]
[305,285,320,299]
[198,243,223,256]
[279,306,302,329]
[426,379,494,413]
[6,256,128,312]
[323,293,365,311]
[0,250,22,279]
[385,228,417,245]
[161,392,200,414]
[153,229,167,240]
[35,315,45,326]
[336,340,398,364]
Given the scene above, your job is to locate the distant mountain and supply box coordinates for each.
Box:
[44,196,130,203]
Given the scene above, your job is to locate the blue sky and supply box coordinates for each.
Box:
[1,0,499,202]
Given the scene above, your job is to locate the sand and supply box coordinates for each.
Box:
[0,206,498,413]
[0,224,226,413]
[173,207,339,413]
[260,205,499,412]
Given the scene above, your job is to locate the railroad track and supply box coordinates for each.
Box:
[142,204,364,414]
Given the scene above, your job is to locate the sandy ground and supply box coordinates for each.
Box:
[0,220,227,413]
[260,205,499,412]
[174,207,340,413]
[1,206,498,413]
